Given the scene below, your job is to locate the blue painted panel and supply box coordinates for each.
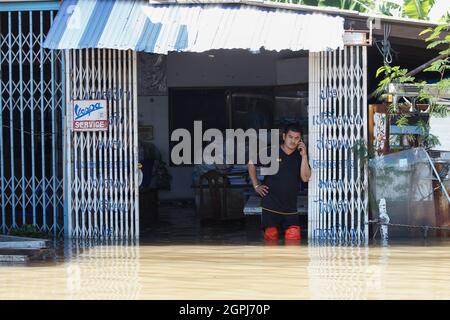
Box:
[0,1,60,12]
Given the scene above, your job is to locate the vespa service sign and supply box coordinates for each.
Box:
[72,100,109,131]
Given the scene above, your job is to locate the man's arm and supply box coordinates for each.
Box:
[247,163,269,197]
[297,141,311,183]
[300,154,311,182]
[247,163,259,188]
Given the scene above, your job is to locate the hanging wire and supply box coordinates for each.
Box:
[374,23,397,65]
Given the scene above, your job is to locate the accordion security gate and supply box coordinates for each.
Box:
[65,49,139,239]
[0,4,64,237]
[66,46,367,241]
[308,46,369,242]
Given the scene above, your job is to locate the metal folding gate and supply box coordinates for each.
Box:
[65,49,139,239]
[0,2,64,237]
[308,46,368,242]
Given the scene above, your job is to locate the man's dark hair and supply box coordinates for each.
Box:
[283,122,301,135]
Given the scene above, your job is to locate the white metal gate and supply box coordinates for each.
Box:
[308,46,368,242]
[65,49,139,239]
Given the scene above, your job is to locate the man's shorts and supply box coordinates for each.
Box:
[261,208,299,231]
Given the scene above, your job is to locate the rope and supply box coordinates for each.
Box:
[366,219,450,239]
[374,23,394,65]
[367,219,450,231]
[261,207,298,215]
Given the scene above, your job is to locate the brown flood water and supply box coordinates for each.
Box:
[1,241,450,299]
[1,207,450,300]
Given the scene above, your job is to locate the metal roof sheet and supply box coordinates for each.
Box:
[44,0,345,53]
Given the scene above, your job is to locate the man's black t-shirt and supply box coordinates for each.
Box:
[261,146,301,213]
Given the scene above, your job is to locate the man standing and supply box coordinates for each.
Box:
[248,123,311,243]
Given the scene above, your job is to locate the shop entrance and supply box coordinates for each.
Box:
[63,46,368,242]
[136,49,311,242]
[43,0,366,241]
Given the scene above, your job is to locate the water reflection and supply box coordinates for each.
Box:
[64,240,141,299]
[1,207,449,299]
[1,240,450,299]
[308,244,370,299]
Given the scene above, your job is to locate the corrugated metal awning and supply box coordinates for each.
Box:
[43,0,345,53]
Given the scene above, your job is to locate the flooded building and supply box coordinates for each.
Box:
[0,0,447,242]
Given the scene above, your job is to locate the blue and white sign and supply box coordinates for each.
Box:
[72,99,108,131]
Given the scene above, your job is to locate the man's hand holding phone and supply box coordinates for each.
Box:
[297,139,307,157]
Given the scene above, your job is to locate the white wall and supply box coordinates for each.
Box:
[138,95,195,200]
[167,49,308,87]
[430,116,450,151]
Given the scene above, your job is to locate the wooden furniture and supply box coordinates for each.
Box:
[196,170,249,221]
[368,104,389,156]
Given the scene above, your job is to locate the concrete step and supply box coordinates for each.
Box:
[0,254,29,263]
[0,248,55,263]
[0,235,49,250]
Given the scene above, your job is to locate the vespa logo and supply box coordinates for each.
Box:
[74,102,103,120]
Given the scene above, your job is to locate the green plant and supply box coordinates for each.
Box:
[269,0,439,20]
[403,0,435,20]
[375,21,450,151]
[375,65,416,98]
[351,138,370,161]
[8,224,50,239]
